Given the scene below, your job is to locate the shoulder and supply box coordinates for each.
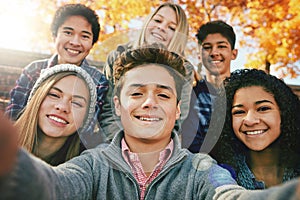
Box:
[191,153,217,170]
[183,60,195,73]
[23,59,49,72]
[108,42,132,58]
[116,42,132,52]
[71,146,108,166]
[81,65,107,83]
[189,153,237,187]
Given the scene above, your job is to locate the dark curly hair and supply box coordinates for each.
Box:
[211,69,300,169]
[51,4,100,45]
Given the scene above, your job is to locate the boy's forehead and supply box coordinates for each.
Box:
[123,65,176,88]
[202,33,229,42]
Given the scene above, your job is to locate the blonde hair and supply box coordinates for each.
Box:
[133,2,189,55]
[15,72,88,164]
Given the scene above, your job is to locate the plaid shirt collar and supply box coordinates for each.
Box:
[47,54,89,68]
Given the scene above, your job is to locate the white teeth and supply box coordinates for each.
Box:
[139,117,160,122]
[211,60,221,64]
[246,130,264,135]
[67,49,80,54]
[152,33,165,41]
[48,116,68,124]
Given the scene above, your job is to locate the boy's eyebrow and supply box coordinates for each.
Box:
[231,104,243,109]
[62,26,92,36]
[202,41,229,46]
[157,84,175,94]
[129,83,175,94]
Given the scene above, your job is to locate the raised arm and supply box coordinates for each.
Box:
[0,111,17,176]
[214,178,300,200]
[0,111,95,199]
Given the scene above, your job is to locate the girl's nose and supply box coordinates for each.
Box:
[243,111,260,126]
[55,100,70,113]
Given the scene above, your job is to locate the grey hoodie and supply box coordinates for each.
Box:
[1,131,299,200]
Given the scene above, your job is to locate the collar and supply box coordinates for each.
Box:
[121,138,174,162]
[47,54,89,68]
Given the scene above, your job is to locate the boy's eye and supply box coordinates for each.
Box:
[158,94,170,99]
[131,92,142,96]
[63,31,72,35]
[202,46,211,50]
[82,35,91,39]
[218,45,228,49]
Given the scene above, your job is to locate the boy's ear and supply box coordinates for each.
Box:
[231,49,238,60]
[197,44,202,61]
[176,100,181,120]
[113,96,121,116]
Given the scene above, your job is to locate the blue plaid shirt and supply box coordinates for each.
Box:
[6,54,108,137]
[181,78,217,153]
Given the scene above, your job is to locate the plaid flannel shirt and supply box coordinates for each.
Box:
[181,78,217,153]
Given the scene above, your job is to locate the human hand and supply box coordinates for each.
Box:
[0,111,18,177]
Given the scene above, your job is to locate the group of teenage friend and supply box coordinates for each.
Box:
[0,2,299,200]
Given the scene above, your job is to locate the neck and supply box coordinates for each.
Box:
[35,130,68,160]
[247,147,284,187]
[124,134,171,154]
[248,148,280,167]
[124,134,171,176]
[137,149,163,176]
[205,71,230,87]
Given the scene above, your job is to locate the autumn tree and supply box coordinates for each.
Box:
[180,0,300,78]
[29,0,168,62]
[11,0,300,78]
[238,0,300,78]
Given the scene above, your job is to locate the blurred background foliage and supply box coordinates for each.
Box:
[1,0,299,79]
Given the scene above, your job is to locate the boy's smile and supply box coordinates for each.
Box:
[114,64,181,149]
